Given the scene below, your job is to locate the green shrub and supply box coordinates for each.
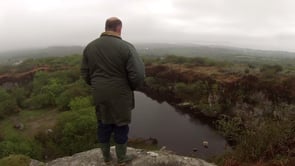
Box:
[10,87,27,108]
[32,72,49,93]
[0,136,41,160]
[24,93,53,109]
[260,64,283,74]
[174,81,207,103]
[144,77,170,92]
[244,68,250,74]
[0,155,30,166]
[34,132,63,160]
[56,80,90,110]
[28,75,69,109]
[57,110,97,154]
[69,96,92,111]
[215,116,244,143]
[162,55,188,64]
[229,119,295,162]
[36,98,97,158]
[0,88,18,118]
[0,87,9,100]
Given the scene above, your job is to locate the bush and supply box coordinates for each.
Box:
[215,116,244,143]
[260,64,283,74]
[56,98,96,154]
[0,155,30,166]
[0,88,18,118]
[0,136,41,160]
[230,119,295,162]
[69,96,92,111]
[174,81,207,103]
[56,80,90,110]
[25,92,56,109]
[28,66,90,110]
[162,55,188,64]
[35,97,97,158]
[144,77,160,89]
[0,88,9,100]
[57,109,97,154]
[10,87,27,108]
[244,68,250,74]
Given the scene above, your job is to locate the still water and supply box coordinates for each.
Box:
[129,92,229,159]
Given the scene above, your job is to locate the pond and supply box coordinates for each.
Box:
[129,92,230,159]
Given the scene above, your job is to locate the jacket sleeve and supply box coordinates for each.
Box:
[126,45,145,90]
[81,48,91,85]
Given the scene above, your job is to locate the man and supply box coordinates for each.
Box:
[81,17,145,165]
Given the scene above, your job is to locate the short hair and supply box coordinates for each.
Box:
[105,17,122,31]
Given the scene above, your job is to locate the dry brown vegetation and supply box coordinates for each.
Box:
[145,64,295,104]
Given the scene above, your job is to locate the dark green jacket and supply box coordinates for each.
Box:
[81,32,145,126]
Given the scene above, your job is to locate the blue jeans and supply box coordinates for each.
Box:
[98,121,129,144]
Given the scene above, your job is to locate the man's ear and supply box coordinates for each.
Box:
[116,26,122,35]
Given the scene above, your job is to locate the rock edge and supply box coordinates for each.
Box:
[30,147,216,166]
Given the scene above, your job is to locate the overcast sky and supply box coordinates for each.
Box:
[0,0,295,52]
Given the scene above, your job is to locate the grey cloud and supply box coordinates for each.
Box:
[0,0,295,52]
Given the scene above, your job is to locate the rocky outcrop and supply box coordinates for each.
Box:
[30,147,216,166]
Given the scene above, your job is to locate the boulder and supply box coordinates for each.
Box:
[13,122,24,130]
[30,147,216,166]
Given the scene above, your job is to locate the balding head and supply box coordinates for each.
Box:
[105,17,122,32]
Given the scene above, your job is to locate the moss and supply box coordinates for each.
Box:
[127,138,159,151]
[0,155,30,166]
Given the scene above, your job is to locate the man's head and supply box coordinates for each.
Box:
[105,17,122,35]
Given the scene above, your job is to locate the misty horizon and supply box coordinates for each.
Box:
[1,0,295,52]
[1,42,295,55]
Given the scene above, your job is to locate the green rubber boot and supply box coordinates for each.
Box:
[115,144,133,165]
[100,143,112,163]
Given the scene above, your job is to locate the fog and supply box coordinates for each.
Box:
[0,0,295,52]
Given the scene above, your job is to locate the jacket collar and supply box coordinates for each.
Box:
[100,31,121,39]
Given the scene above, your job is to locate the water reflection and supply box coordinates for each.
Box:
[129,92,229,159]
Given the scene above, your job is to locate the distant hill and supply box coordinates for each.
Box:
[0,46,83,64]
[1,44,295,65]
[135,43,295,65]
[135,43,295,57]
